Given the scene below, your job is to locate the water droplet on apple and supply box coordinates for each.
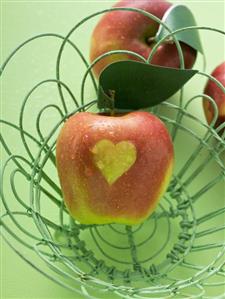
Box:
[97,161,104,170]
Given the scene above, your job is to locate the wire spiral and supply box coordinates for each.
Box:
[1,7,225,299]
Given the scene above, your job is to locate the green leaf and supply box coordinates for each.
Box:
[98,60,198,110]
[155,4,203,54]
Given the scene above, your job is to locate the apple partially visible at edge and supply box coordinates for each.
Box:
[203,61,225,135]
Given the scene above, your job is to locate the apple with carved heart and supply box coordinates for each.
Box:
[56,111,174,225]
[90,0,197,78]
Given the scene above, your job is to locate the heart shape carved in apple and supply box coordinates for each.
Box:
[91,139,137,185]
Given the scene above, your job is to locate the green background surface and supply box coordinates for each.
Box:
[0,0,225,298]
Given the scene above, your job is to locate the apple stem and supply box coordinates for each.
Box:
[146,36,155,45]
[108,89,116,116]
[165,37,175,45]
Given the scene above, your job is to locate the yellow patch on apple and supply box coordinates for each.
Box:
[91,139,137,185]
[221,102,225,115]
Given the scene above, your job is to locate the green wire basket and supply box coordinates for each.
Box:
[1,6,225,299]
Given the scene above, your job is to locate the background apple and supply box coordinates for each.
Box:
[203,61,225,134]
[56,111,174,225]
[90,0,197,78]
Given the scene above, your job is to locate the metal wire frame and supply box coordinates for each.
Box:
[1,6,225,299]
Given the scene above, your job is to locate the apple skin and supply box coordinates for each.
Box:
[56,111,174,225]
[90,0,197,78]
[203,62,225,134]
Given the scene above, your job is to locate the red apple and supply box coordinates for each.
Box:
[203,62,225,134]
[56,111,174,225]
[90,0,197,78]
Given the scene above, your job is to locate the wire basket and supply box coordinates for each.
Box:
[1,6,225,299]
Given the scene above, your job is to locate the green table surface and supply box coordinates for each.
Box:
[1,0,225,298]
